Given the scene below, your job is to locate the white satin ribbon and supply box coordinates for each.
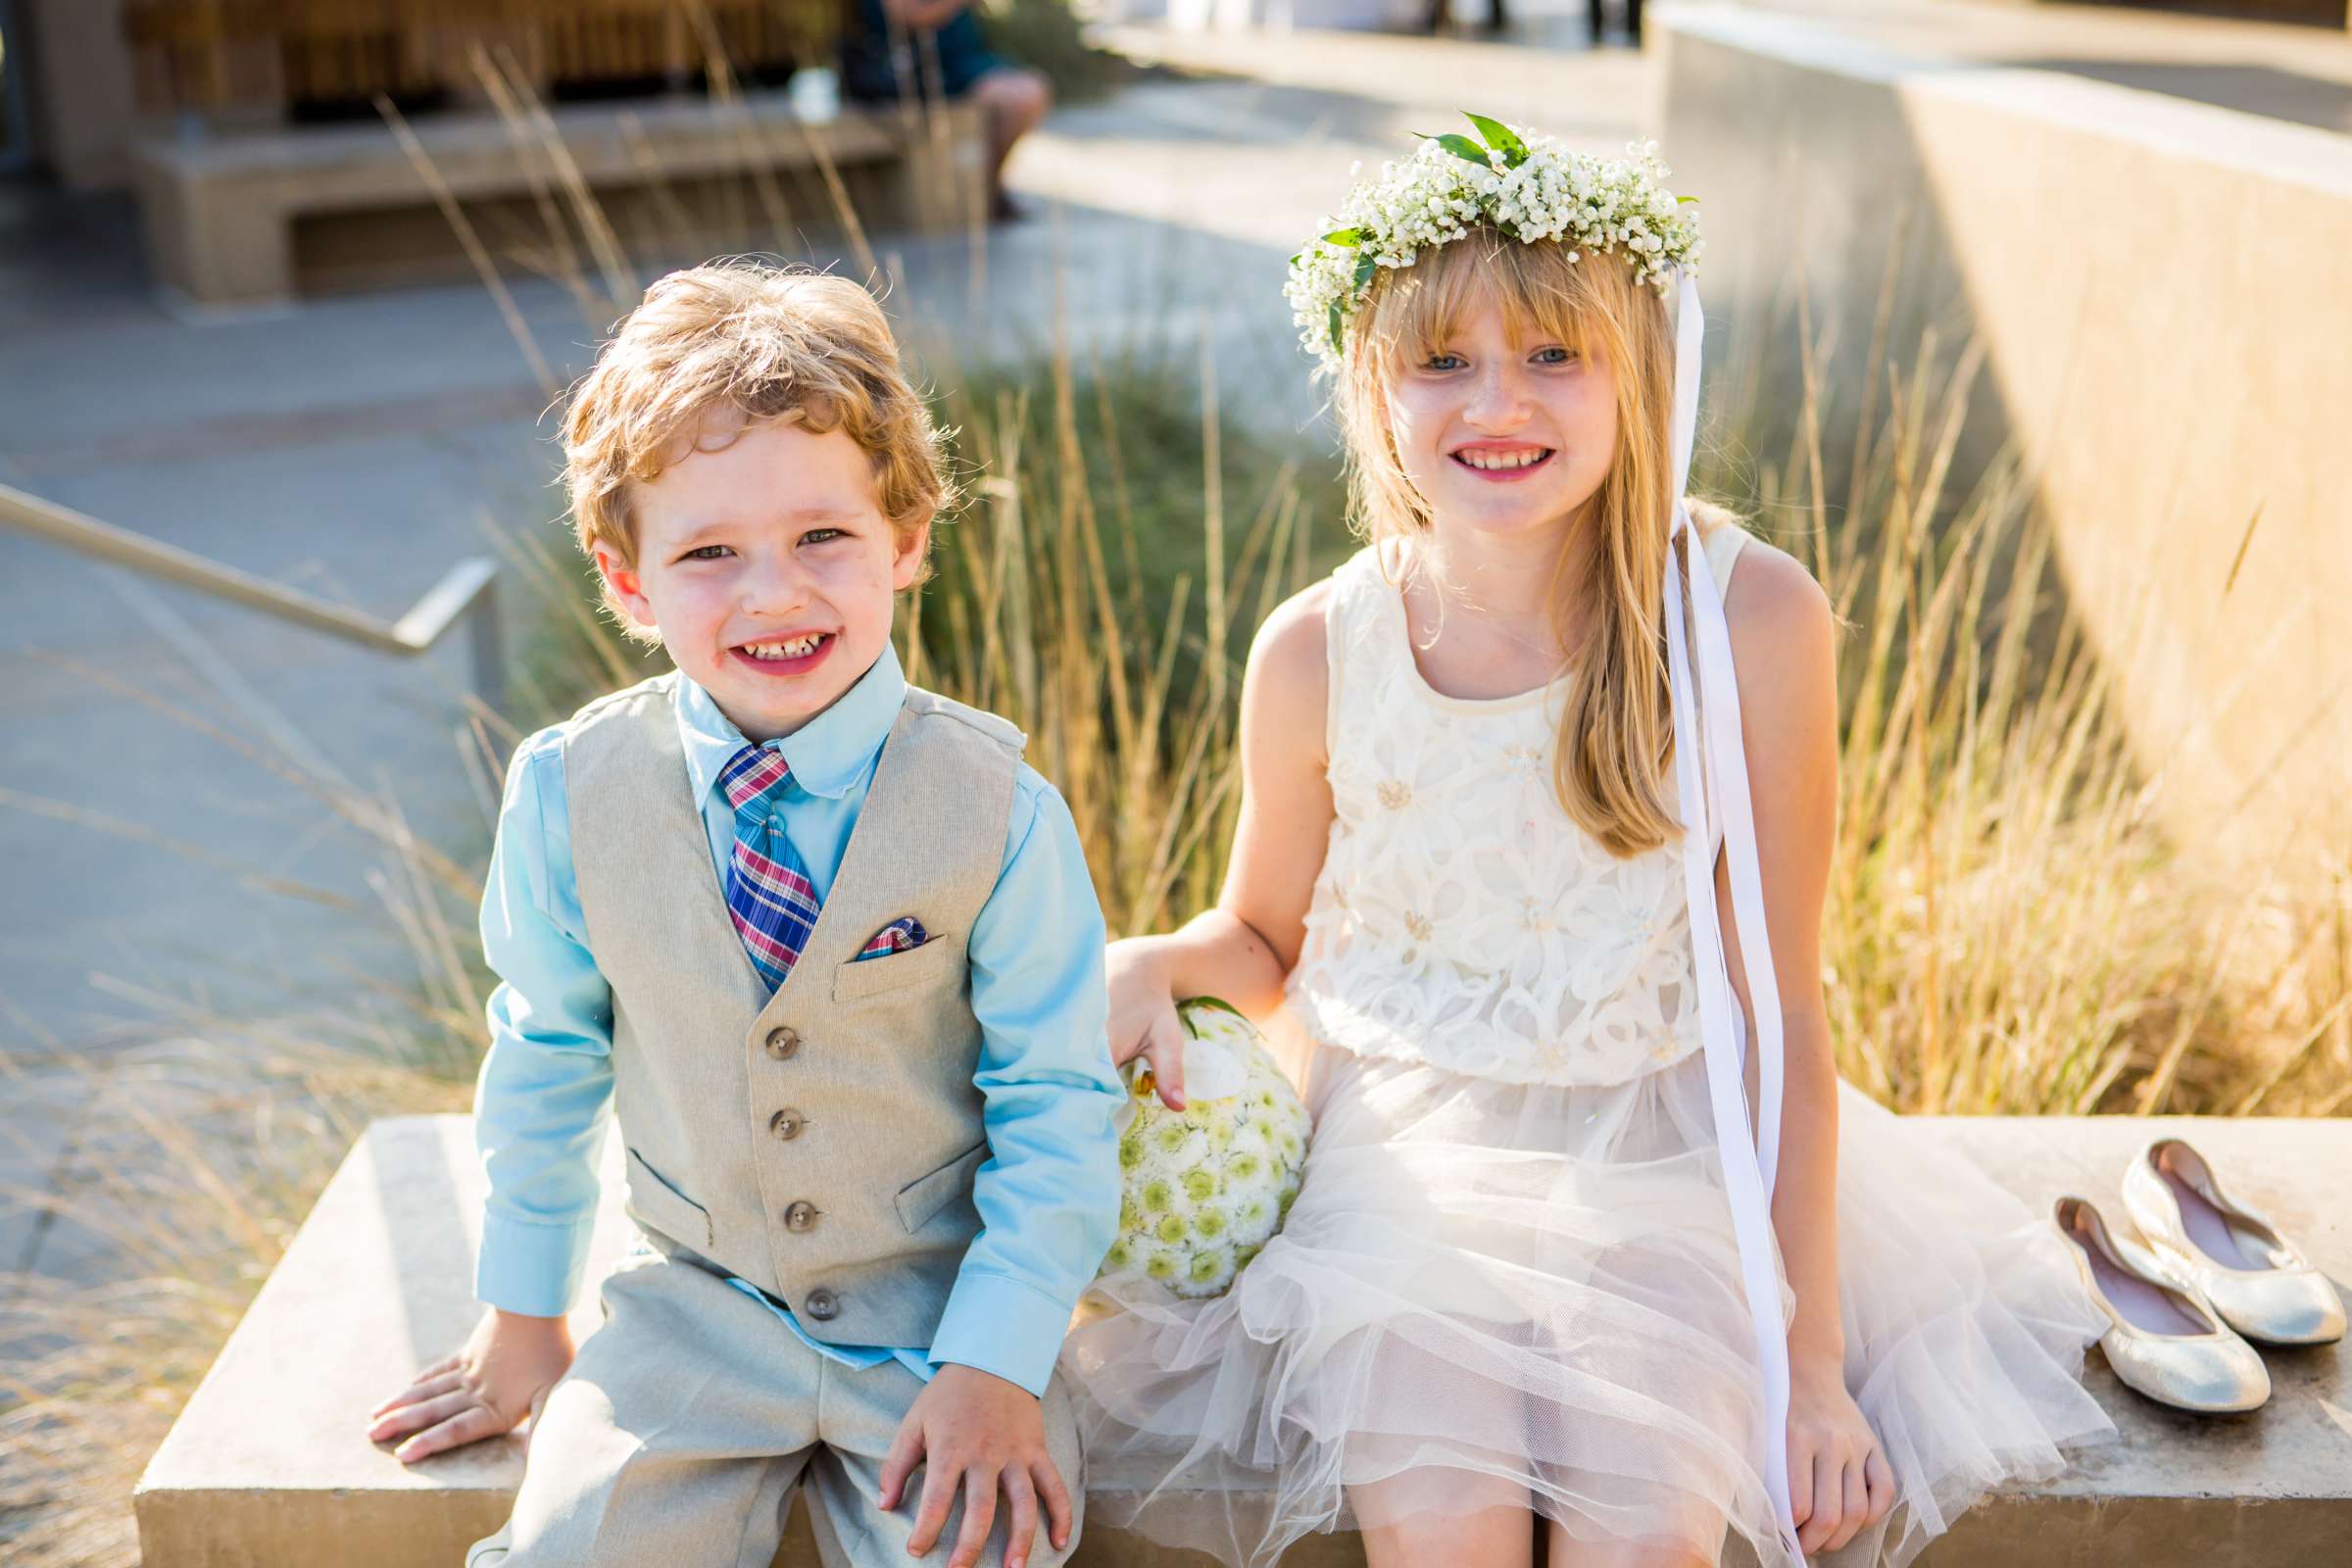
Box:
[1661,268,1804,1562]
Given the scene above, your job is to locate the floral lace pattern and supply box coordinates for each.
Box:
[1284,538,1740,1089]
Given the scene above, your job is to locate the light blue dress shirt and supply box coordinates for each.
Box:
[470,643,1123,1397]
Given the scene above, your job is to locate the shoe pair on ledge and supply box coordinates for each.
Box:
[2054,1139,2345,1415]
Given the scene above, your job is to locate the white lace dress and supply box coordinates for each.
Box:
[1062,529,2115,1567]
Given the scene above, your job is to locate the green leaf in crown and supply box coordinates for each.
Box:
[1425,131,1494,169]
[1462,112,1531,167]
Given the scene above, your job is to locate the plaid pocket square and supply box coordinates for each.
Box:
[855,916,928,960]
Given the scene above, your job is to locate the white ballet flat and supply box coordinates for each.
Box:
[2121,1138,2346,1347]
[2053,1196,2270,1414]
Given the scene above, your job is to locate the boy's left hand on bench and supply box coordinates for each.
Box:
[878,1363,1073,1568]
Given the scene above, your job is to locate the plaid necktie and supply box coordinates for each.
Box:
[718,744,822,994]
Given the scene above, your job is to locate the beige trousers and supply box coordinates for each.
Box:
[467,1243,1085,1568]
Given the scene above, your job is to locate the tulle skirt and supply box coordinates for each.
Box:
[1061,1034,2117,1567]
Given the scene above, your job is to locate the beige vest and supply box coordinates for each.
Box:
[566,672,1020,1350]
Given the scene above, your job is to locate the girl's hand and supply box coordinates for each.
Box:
[1106,936,1188,1110]
[1785,1360,1894,1554]
[368,1307,575,1462]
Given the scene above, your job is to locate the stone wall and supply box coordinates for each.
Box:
[1655,2,2352,897]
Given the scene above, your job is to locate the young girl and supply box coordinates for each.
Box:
[1061,130,2116,1567]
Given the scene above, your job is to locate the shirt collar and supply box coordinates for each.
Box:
[675,642,908,806]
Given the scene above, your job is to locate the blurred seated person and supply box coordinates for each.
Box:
[1421,0,1509,35]
[841,0,1052,222]
[1588,0,1642,46]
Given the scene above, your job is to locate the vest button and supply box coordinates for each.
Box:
[784,1200,819,1232]
[763,1027,800,1059]
[804,1288,840,1321]
[769,1108,807,1140]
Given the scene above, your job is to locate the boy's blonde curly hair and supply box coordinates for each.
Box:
[561,262,950,643]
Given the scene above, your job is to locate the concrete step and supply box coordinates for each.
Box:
[131,1113,2352,1565]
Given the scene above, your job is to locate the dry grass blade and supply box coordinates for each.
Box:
[376,93,561,401]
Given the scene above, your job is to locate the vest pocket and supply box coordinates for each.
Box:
[623,1147,713,1249]
[894,1138,990,1233]
[832,932,962,1002]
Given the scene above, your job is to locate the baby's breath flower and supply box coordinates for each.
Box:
[1285,116,1702,370]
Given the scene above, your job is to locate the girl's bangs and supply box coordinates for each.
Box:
[1365,233,1601,373]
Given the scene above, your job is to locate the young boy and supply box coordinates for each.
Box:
[367,262,1125,1568]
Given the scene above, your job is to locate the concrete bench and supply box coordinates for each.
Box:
[132,1114,2352,1565]
[131,91,985,308]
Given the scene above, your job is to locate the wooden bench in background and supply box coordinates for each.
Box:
[132,92,983,307]
[118,0,984,306]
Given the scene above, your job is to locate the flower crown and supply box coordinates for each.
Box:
[1284,115,1702,369]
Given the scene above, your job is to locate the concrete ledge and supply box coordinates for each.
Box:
[132,1114,2352,1565]
[132,92,987,305]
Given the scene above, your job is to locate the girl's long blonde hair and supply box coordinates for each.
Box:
[1335,228,1736,859]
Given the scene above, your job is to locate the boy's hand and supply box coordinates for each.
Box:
[1106,936,1187,1110]
[367,1307,575,1463]
[879,1363,1072,1568]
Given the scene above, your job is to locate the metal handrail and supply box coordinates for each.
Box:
[0,479,503,710]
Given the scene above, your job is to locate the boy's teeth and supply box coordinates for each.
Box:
[744,634,823,660]
[1460,448,1547,470]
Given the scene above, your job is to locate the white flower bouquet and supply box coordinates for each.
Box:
[1098,998,1312,1298]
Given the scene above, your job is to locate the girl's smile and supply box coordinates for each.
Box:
[1448,440,1556,480]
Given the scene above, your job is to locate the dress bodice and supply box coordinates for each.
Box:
[1282,524,1749,1088]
